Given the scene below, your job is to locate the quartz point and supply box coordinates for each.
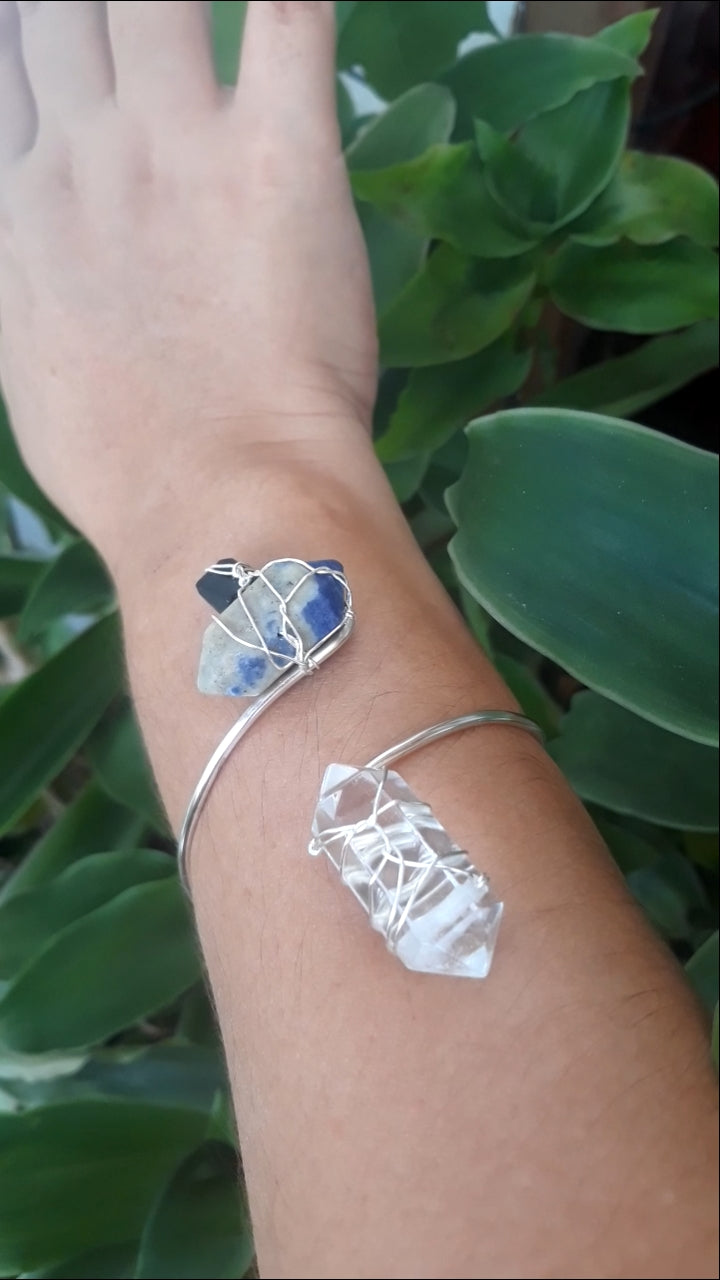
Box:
[310,764,503,979]
[197,559,347,698]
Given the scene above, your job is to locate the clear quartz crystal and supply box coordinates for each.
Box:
[310,764,503,979]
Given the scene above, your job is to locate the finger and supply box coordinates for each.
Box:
[0,1,36,166]
[236,0,339,152]
[16,0,112,130]
[107,0,217,116]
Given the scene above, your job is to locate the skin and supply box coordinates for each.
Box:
[0,3,717,1278]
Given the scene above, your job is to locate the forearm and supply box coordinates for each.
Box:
[110,435,717,1280]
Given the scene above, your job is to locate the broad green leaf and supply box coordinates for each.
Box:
[0,553,45,618]
[571,152,720,248]
[211,0,246,86]
[686,932,719,1014]
[383,455,429,503]
[85,701,165,829]
[379,245,535,367]
[4,1043,223,1114]
[0,1099,206,1273]
[0,397,71,531]
[0,849,174,979]
[0,782,145,904]
[550,693,719,829]
[596,817,660,875]
[346,83,455,170]
[549,238,719,333]
[447,410,718,744]
[0,878,199,1053]
[338,1,494,99]
[378,335,531,461]
[594,9,658,58]
[336,1,358,34]
[0,614,124,832]
[626,858,707,942]
[683,831,719,871]
[352,144,537,259]
[17,539,113,642]
[532,323,719,418]
[442,33,638,136]
[494,656,560,741]
[475,78,630,232]
[21,1242,138,1279]
[136,1140,253,1280]
[358,203,427,316]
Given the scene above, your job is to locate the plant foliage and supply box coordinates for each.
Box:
[0,4,717,1275]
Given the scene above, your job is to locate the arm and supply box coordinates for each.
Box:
[0,4,716,1278]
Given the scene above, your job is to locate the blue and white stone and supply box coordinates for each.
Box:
[197,559,347,698]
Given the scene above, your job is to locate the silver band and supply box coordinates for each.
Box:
[366,710,544,771]
[178,610,354,893]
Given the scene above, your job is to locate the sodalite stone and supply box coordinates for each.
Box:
[197,559,347,698]
[195,558,241,613]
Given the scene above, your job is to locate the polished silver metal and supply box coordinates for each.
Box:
[179,559,354,894]
[366,709,544,771]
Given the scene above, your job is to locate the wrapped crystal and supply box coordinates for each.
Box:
[197,559,348,697]
[310,764,503,979]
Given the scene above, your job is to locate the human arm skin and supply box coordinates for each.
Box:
[0,4,717,1278]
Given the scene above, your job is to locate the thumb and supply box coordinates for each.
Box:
[235,1,340,152]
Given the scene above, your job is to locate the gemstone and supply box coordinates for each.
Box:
[195,558,241,612]
[197,559,348,697]
[310,764,503,979]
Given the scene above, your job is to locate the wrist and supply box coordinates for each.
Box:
[101,427,404,591]
[94,419,391,583]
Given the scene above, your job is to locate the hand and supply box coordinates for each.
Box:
[0,0,378,542]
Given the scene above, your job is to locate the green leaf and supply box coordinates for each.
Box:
[338,1,494,99]
[136,1140,253,1280]
[0,1098,206,1273]
[594,9,658,58]
[596,818,660,875]
[17,539,113,642]
[4,1043,223,1115]
[447,409,718,744]
[378,335,531,461]
[442,33,638,136]
[0,397,71,531]
[379,245,535,367]
[549,238,719,333]
[85,701,166,829]
[550,693,719,829]
[531,323,719,418]
[0,849,174,979]
[346,83,455,170]
[686,932,719,1014]
[352,144,537,258]
[0,782,145,904]
[494,656,560,740]
[20,1242,138,1279]
[475,78,630,232]
[382,455,429,503]
[0,615,124,833]
[570,152,720,248]
[0,878,199,1053]
[358,203,427,317]
[211,0,246,86]
[626,860,703,942]
[0,554,46,618]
